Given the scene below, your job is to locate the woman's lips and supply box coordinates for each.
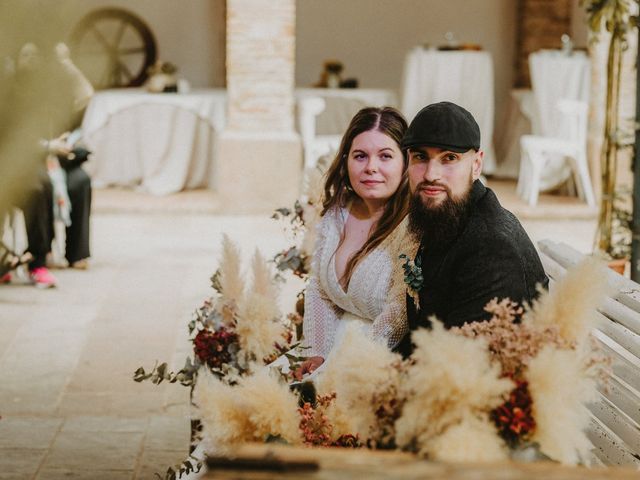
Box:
[361,180,383,186]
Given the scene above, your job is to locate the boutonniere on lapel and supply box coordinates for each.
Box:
[399,252,423,310]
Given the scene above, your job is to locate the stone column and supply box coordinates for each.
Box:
[216,0,301,213]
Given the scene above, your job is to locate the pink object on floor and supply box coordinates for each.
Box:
[0,272,11,284]
[30,267,57,289]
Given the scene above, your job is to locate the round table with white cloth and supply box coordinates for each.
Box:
[400,47,496,174]
[81,88,226,196]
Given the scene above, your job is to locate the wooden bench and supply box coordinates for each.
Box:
[538,240,640,468]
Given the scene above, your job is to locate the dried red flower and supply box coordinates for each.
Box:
[193,327,238,369]
[491,378,536,446]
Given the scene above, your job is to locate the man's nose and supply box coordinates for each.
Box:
[423,160,441,181]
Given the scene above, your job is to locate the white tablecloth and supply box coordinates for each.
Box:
[400,48,496,174]
[529,50,590,136]
[528,50,590,190]
[295,88,397,136]
[81,88,226,195]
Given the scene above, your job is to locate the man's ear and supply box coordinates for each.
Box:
[472,150,484,180]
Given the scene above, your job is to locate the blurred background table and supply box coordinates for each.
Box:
[295,88,397,135]
[82,88,226,195]
[400,47,496,174]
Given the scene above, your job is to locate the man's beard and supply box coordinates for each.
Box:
[408,177,473,250]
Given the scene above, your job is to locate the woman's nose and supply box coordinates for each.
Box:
[364,157,378,173]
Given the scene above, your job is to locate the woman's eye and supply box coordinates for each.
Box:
[353,153,366,160]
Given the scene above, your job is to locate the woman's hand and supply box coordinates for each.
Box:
[293,356,324,380]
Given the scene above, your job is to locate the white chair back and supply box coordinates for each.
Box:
[556,99,588,151]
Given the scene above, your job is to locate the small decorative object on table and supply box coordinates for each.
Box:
[145,60,178,93]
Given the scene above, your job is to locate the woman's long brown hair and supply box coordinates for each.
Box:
[321,106,409,287]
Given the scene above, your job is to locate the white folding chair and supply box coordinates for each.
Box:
[297,96,342,170]
[517,99,595,207]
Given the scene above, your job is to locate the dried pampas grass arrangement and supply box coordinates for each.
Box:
[427,413,508,462]
[315,322,402,440]
[194,368,301,455]
[528,346,597,465]
[395,320,513,457]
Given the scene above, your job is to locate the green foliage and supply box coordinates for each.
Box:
[399,253,423,292]
[156,455,202,480]
[133,357,197,387]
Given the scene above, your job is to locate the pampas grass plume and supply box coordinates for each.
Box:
[428,413,509,462]
[236,292,285,361]
[241,368,303,445]
[395,320,513,453]
[316,322,402,438]
[250,249,277,299]
[525,257,607,344]
[528,346,596,464]
[219,234,244,305]
[193,369,301,455]
[192,370,252,455]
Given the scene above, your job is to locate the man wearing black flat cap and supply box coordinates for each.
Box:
[395,101,548,357]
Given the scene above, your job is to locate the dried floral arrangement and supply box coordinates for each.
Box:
[132,167,326,478]
[193,258,610,466]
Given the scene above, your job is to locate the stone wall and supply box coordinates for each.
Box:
[515,0,573,87]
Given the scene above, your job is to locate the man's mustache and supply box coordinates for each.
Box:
[414,180,452,196]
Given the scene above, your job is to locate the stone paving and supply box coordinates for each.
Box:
[0,183,597,479]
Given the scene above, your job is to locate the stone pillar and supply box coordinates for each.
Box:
[215,0,302,213]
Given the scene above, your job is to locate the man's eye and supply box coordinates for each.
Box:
[411,153,425,161]
[445,154,458,162]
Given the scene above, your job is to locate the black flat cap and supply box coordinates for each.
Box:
[401,101,481,153]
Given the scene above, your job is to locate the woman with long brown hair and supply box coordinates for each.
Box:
[296,106,417,379]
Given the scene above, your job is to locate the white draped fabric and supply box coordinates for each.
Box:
[295,88,397,136]
[529,50,590,137]
[527,50,590,191]
[400,48,496,174]
[81,89,226,195]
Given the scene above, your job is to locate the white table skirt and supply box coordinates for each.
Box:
[82,88,226,195]
[81,87,397,195]
[400,48,496,174]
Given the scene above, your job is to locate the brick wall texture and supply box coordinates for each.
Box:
[516,0,573,87]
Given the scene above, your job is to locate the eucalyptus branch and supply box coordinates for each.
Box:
[133,357,197,387]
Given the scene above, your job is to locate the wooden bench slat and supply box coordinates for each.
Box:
[596,375,640,427]
[586,417,640,467]
[589,393,640,454]
[594,333,640,393]
[596,318,640,365]
[539,240,640,317]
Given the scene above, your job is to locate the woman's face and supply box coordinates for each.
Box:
[347,129,404,205]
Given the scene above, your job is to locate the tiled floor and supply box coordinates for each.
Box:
[0,181,597,479]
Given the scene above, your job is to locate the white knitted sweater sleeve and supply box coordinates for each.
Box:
[369,220,416,350]
[302,214,343,358]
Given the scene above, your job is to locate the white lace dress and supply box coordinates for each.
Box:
[302,206,418,361]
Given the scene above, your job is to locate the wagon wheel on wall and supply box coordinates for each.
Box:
[69,8,157,89]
